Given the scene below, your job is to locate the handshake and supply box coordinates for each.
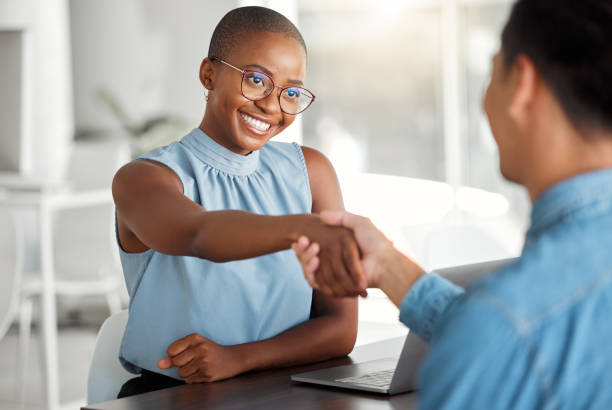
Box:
[292,211,425,305]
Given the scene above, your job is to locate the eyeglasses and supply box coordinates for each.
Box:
[210,57,315,115]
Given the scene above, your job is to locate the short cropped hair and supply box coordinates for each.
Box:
[502,0,612,134]
[208,6,306,60]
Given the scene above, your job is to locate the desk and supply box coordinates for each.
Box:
[1,178,113,410]
[83,337,418,410]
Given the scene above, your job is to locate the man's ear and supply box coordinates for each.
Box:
[199,58,215,91]
[508,55,538,125]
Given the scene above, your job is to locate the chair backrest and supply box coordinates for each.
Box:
[66,138,130,191]
[0,205,23,340]
[54,138,130,280]
[87,310,132,404]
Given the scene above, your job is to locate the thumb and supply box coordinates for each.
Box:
[157,357,173,369]
[320,210,350,227]
[321,210,363,232]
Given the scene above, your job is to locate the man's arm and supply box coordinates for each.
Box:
[416,297,537,409]
[292,210,465,341]
[157,148,359,382]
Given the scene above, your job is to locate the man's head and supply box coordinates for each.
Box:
[484,0,612,197]
[199,7,308,155]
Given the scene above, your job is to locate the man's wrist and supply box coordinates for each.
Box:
[377,247,425,307]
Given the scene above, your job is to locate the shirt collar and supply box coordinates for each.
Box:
[527,168,612,240]
[180,128,260,176]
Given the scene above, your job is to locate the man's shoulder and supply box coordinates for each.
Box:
[464,240,612,335]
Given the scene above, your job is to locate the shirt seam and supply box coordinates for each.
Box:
[470,293,561,409]
[292,142,313,210]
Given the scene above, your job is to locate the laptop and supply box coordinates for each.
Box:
[291,331,427,395]
[291,258,515,395]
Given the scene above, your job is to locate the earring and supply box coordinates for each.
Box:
[205,90,209,102]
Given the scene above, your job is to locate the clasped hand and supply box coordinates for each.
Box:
[293,210,395,298]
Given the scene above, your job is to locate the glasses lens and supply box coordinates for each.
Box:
[242,71,273,100]
[280,87,314,114]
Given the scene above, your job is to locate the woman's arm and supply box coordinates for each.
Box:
[156,147,359,382]
[113,159,363,293]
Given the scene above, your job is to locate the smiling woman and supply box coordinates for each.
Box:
[111,5,365,399]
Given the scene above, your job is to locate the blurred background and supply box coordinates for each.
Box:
[0,0,526,408]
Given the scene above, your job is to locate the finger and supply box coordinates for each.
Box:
[167,333,201,357]
[297,235,310,249]
[177,359,201,379]
[342,241,367,296]
[305,256,320,284]
[301,254,320,288]
[313,260,335,296]
[157,357,173,369]
[329,244,355,296]
[171,347,197,367]
[185,369,213,384]
[291,236,310,253]
[294,243,320,286]
[292,237,314,260]
[321,210,366,233]
[303,242,320,264]
[295,241,319,265]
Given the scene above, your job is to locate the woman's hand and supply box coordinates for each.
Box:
[293,210,425,302]
[157,333,246,383]
[298,215,368,297]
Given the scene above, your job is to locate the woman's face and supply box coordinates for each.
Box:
[201,31,307,155]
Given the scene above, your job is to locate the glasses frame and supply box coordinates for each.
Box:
[210,57,315,115]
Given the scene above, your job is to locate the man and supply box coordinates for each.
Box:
[293,0,612,408]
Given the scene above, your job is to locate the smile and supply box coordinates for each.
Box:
[239,112,271,132]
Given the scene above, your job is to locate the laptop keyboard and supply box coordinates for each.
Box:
[335,369,395,389]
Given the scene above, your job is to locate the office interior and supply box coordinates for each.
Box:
[0,0,525,409]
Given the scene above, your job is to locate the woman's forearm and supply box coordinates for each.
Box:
[188,211,316,262]
[235,313,357,373]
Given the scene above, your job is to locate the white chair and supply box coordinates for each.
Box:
[87,309,133,405]
[0,203,29,402]
[0,203,23,340]
[21,138,131,314]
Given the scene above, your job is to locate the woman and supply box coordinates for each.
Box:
[112,6,366,398]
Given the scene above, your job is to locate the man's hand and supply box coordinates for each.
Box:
[295,211,394,289]
[299,215,368,297]
[293,210,425,305]
[157,333,245,383]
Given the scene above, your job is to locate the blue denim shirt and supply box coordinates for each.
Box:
[399,169,612,409]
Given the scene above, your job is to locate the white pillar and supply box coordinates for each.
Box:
[31,0,74,184]
[441,0,462,189]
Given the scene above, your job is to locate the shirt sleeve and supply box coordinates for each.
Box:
[415,297,542,410]
[399,273,464,342]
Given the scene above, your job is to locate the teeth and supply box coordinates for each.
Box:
[240,112,271,131]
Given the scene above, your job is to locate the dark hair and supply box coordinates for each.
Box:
[502,0,612,133]
[208,6,306,60]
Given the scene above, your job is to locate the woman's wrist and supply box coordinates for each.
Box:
[233,342,258,373]
[284,214,320,245]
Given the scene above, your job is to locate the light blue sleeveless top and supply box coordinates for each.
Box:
[117,128,313,379]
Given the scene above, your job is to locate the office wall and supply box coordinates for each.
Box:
[70,0,238,135]
[0,30,22,172]
[0,0,73,181]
